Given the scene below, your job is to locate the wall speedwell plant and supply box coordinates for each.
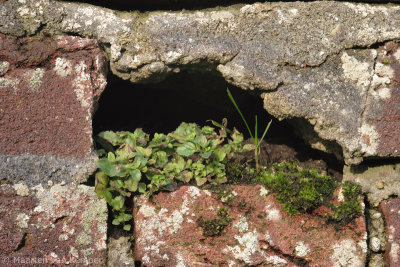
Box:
[95,122,253,230]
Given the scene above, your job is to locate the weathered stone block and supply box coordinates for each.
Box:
[344,164,400,207]
[0,183,107,266]
[134,185,366,266]
[0,34,107,185]
[379,199,400,267]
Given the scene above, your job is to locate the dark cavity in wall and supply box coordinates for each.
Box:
[93,71,343,175]
[69,0,259,11]
[61,0,396,12]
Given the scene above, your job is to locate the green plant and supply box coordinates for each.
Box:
[227,88,272,169]
[256,162,362,223]
[95,122,252,230]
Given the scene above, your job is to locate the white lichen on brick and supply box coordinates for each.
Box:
[370,61,394,99]
[0,61,9,76]
[59,234,69,241]
[358,232,368,254]
[359,123,379,155]
[77,232,92,246]
[13,183,29,196]
[226,229,259,264]
[0,77,20,92]
[330,239,363,267]
[69,246,79,258]
[50,252,59,260]
[391,242,400,263]
[265,204,281,221]
[341,52,372,90]
[295,241,310,258]
[233,216,249,233]
[73,61,91,108]
[94,55,107,89]
[16,213,30,229]
[265,255,288,265]
[63,222,75,236]
[176,253,186,267]
[54,57,72,77]
[259,186,269,196]
[141,241,166,265]
[29,68,45,91]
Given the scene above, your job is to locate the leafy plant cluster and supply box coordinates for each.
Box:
[95,122,253,230]
[256,161,362,223]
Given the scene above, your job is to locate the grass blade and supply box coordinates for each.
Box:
[227,88,254,139]
[255,115,258,146]
[258,119,272,148]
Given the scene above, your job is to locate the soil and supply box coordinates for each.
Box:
[240,138,343,182]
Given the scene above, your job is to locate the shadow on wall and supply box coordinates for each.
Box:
[72,0,259,11]
[93,71,344,173]
[94,71,281,140]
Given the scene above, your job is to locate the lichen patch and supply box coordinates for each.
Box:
[29,68,45,91]
[226,230,259,264]
[265,205,281,221]
[341,52,372,90]
[13,183,29,196]
[359,123,379,155]
[330,239,363,267]
[16,213,30,229]
[54,57,72,77]
[0,61,10,76]
[73,61,91,108]
[233,216,249,233]
[294,241,310,258]
[0,77,20,93]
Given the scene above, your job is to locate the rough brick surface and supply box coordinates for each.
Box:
[379,199,400,266]
[0,34,107,157]
[134,185,367,266]
[0,183,107,266]
[3,1,400,163]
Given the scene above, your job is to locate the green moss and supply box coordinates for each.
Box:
[196,207,232,237]
[257,161,336,215]
[225,160,245,184]
[256,161,362,224]
[327,181,362,224]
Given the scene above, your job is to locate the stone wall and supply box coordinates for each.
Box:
[1,0,400,266]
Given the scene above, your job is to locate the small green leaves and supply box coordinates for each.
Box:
[110,196,125,211]
[95,121,251,231]
[177,142,196,156]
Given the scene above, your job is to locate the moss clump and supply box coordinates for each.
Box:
[196,207,232,237]
[256,162,362,224]
[257,162,336,215]
[327,181,362,224]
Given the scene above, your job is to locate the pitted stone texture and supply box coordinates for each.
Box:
[134,185,366,266]
[379,199,400,267]
[0,153,98,187]
[107,229,135,267]
[366,209,386,253]
[344,164,400,207]
[0,34,107,157]
[3,0,400,163]
[0,183,107,266]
